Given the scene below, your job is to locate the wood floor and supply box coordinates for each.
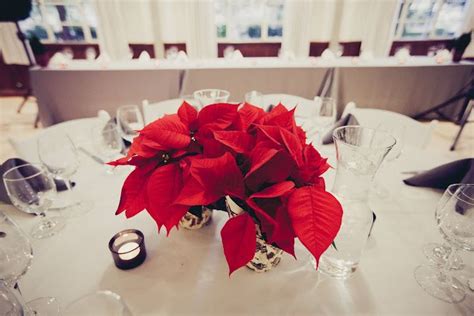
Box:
[0,96,472,163]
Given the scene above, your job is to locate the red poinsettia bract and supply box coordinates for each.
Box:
[110,101,343,275]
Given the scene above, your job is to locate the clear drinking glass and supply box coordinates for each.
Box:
[422,183,469,269]
[116,105,145,143]
[64,291,132,316]
[414,184,474,303]
[193,89,230,109]
[307,97,337,145]
[92,123,123,174]
[244,90,264,108]
[0,283,26,316]
[3,165,65,239]
[0,211,33,287]
[38,132,88,217]
[26,297,61,316]
[372,124,406,199]
[318,126,396,279]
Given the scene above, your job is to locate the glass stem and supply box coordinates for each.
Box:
[14,282,22,295]
[439,245,457,288]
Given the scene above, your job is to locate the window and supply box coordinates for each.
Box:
[19,0,98,43]
[394,0,470,39]
[215,0,284,42]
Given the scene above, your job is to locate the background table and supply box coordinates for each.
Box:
[2,118,473,315]
[30,57,474,127]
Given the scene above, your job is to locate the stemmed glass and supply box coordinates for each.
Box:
[116,105,145,143]
[3,165,65,239]
[244,90,264,108]
[0,283,26,316]
[193,89,230,109]
[306,97,336,145]
[37,132,90,217]
[92,123,124,174]
[422,183,468,269]
[64,291,132,316]
[414,183,474,303]
[0,211,33,287]
[372,124,406,199]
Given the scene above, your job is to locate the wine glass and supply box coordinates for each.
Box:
[414,183,474,303]
[37,132,89,217]
[0,283,26,316]
[0,211,33,287]
[372,124,406,199]
[193,89,230,109]
[64,291,132,316]
[116,105,144,143]
[26,297,61,316]
[306,97,337,145]
[422,183,470,269]
[3,164,65,239]
[244,90,264,108]
[92,123,124,174]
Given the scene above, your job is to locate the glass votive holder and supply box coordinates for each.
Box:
[108,229,146,270]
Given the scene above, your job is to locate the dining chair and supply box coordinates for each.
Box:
[142,98,199,124]
[342,103,438,149]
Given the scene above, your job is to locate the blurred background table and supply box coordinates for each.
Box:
[30,57,473,126]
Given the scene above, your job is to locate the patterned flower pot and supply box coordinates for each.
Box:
[179,206,213,230]
[225,197,283,272]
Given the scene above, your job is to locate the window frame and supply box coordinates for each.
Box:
[23,0,97,44]
[215,0,284,43]
[393,0,471,41]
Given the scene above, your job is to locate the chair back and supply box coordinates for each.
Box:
[343,103,437,148]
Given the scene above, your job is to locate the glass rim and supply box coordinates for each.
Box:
[451,184,474,205]
[332,125,397,150]
[2,163,46,182]
[193,89,230,97]
[65,290,125,310]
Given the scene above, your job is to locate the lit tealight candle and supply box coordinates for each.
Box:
[109,229,147,270]
[118,242,140,260]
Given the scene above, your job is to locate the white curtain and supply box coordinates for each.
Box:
[183,0,217,58]
[94,0,130,60]
[0,22,30,65]
[338,0,398,56]
[282,0,318,57]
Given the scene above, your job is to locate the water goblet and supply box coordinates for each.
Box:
[306,97,336,145]
[3,164,65,239]
[116,105,144,143]
[64,291,132,316]
[422,183,470,270]
[193,89,230,109]
[0,283,26,316]
[0,211,33,287]
[38,132,89,217]
[414,183,474,303]
[244,90,264,108]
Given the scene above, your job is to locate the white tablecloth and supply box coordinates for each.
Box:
[30,57,474,127]
[2,118,474,315]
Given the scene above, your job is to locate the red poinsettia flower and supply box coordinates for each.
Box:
[111,101,343,275]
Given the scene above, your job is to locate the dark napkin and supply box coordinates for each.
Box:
[403,158,474,190]
[0,158,73,204]
[322,114,359,145]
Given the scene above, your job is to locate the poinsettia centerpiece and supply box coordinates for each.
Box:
[110,101,343,274]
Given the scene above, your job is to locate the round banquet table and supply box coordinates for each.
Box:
[2,118,473,315]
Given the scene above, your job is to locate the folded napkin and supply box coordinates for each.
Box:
[321,114,359,144]
[0,158,73,204]
[403,158,474,190]
[138,51,151,62]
